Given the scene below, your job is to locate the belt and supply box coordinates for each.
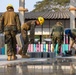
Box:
[5,24,16,26]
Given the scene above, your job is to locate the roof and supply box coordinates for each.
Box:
[0,10,71,19]
[25,10,70,19]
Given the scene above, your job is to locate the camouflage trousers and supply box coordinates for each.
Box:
[5,31,17,56]
[52,36,63,53]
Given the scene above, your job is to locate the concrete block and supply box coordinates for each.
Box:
[41,52,49,58]
[34,52,42,58]
[27,52,42,58]
[49,52,56,58]
[27,52,35,58]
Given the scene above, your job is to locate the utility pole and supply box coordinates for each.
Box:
[69,0,76,29]
[18,0,28,25]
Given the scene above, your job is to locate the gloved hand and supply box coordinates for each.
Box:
[0,31,3,33]
[50,36,52,38]
[17,30,21,34]
[50,34,52,38]
[62,34,64,41]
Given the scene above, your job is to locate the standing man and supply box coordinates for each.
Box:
[18,17,44,58]
[51,22,64,55]
[0,4,21,61]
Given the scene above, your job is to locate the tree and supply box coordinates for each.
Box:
[32,0,70,12]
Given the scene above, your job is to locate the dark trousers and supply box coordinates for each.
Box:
[21,30,29,55]
[21,28,35,55]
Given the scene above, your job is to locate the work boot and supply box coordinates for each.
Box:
[7,55,12,61]
[21,54,30,58]
[12,55,17,60]
[18,49,22,55]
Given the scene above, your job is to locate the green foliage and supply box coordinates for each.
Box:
[32,0,70,12]
[53,0,70,5]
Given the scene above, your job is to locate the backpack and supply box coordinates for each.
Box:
[52,25,64,37]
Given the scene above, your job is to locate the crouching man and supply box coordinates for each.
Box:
[18,17,44,58]
[65,28,76,55]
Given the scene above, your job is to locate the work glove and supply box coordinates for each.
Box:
[50,34,53,38]
[17,30,21,34]
[0,31,3,34]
